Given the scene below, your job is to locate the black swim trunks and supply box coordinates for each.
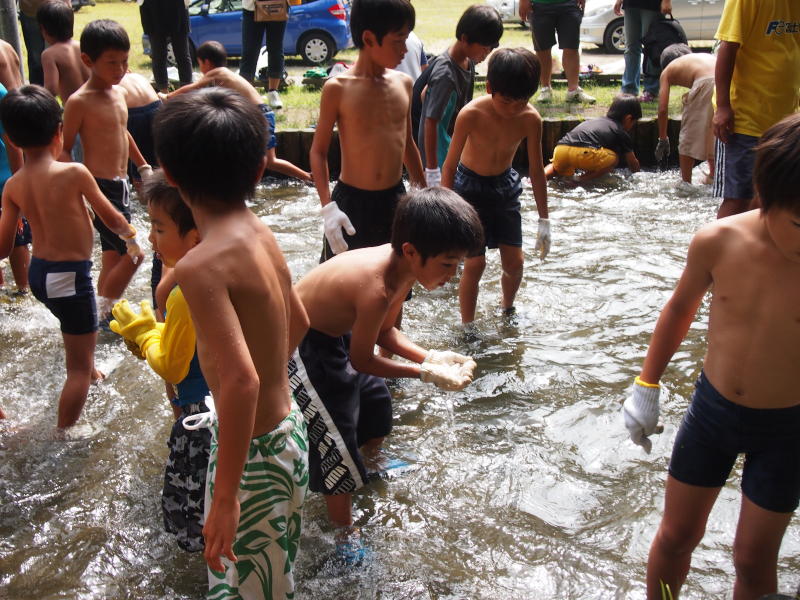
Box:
[669,371,800,513]
[127,100,162,182]
[93,177,131,255]
[29,257,97,335]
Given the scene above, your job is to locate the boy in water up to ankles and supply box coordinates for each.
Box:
[0,85,143,428]
[61,19,152,321]
[110,170,210,553]
[623,112,800,599]
[545,94,641,181]
[310,0,425,260]
[289,187,482,562]
[413,4,503,187]
[149,87,310,598]
[442,47,549,324]
[38,0,90,105]
[161,41,310,183]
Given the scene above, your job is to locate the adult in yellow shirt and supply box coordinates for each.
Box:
[712,0,800,218]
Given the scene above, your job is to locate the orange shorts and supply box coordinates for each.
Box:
[550,144,618,176]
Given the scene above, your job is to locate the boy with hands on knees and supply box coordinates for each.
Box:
[0,85,143,429]
[442,47,549,324]
[289,187,483,562]
[624,113,800,600]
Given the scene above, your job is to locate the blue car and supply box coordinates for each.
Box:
[144,0,352,65]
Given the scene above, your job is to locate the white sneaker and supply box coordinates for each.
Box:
[565,86,596,104]
[536,86,552,103]
[267,90,283,109]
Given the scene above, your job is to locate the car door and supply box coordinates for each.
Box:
[190,0,244,56]
[671,0,704,40]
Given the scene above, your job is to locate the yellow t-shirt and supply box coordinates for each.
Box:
[715,0,800,137]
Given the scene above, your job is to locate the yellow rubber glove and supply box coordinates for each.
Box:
[110,299,158,348]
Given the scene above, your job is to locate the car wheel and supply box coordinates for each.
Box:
[299,31,335,65]
[603,18,625,54]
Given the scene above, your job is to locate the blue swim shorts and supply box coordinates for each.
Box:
[669,371,800,513]
[712,133,758,200]
[258,103,277,151]
[28,257,98,335]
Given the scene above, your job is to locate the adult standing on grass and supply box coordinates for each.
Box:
[18,0,47,85]
[519,0,595,104]
[139,0,193,93]
[613,0,671,102]
[239,0,288,109]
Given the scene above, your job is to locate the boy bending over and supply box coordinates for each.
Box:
[442,47,549,324]
[545,94,641,182]
[152,87,310,599]
[290,187,482,562]
[311,0,424,260]
[61,19,151,320]
[623,112,800,599]
[0,86,143,428]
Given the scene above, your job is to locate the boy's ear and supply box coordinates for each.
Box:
[486,81,493,95]
[80,52,93,69]
[401,241,418,259]
[187,229,201,248]
[362,30,378,48]
[161,165,179,188]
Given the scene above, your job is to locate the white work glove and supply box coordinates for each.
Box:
[534,218,551,260]
[655,138,670,162]
[137,163,154,181]
[622,376,663,453]
[420,352,475,391]
[121,225,144,265]
[425,167,441,188]
[426,349,477,373]
[321,201,355,255]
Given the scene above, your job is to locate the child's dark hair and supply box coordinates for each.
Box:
[391,187,484,261]
[0,85,62,148]
[606,93,641,122]
[143,169,196,237]
[196,40,227,68]
[153,87,267,206]
[37,0,74,42]
[660,43,692,70]
[753,112,800,214]
[456,5,503,47]
[80,19,129,61]
[350,0,415,49]
[487,47,540,100]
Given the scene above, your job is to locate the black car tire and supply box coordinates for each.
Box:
[298,31,335,65]
[603,18,625,54]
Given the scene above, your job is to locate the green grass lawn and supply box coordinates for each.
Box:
[38,0,679,128]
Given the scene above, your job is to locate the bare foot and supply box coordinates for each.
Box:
[92,369,106,384]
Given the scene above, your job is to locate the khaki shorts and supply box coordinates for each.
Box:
[551,144,618,176]
[679,76,714,161]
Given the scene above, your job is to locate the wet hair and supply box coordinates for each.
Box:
[196,40,227,68]
[391,187,484,262]
[753,112,800,214]
[80,19,129,61]
[37,0,74,42]
[606,93,642,122]
[0,85,62,148]
[143,169,196,237]
[349,0,415,49]
[660,43,692,70]
[456,5,503,47]
[153,87,267,206]
[487,47,540,100]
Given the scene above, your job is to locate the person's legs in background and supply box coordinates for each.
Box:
[169,29,194,87]
[239,9,266,84]
[149,32,170,92]
[621,8,645,96]
[19,13,45,85]
[639,8,661,98]
[264,19,287,109]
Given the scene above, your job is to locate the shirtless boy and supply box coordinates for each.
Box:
[151,87,310,598]
[442,48,549,323]
[61,20,151,320]
[310,0,425,260]
[289,187,482,562]
[623,113,800,599]
[38,0,90,104]
[654,44,716,184]
[0,85,143,428]
[119,71,161,189]
[162,41,310,183]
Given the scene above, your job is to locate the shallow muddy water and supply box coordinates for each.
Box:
[1,172,798,599]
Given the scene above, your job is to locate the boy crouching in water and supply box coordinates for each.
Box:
[442,47,550,324]
[110,171,210,553]
[150,88,310,598]
[623,112,800,599]
[0,85,143,428]
[289,187,482,562]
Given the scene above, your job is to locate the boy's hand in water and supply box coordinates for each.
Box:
[623,377,663,453]
[425,350,477,379]
[203,497,240,573]
[321,201,355,255]
[655,138,670,162]
[535,218,551,260]
[110,300,158,347]
[420,353,475,390]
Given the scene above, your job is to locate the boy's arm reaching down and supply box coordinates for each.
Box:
[41,51,60,99]
[0,187,20,259]
[177,260,260,573]
[60,96,82,160]
[402,77,425,188]
[310,79,341,208]
[441,108,471,189]
[526,114,550,259]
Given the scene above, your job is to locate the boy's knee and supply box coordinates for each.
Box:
[464,255,486,273]
[733,539,776,579]
[654,521,705,557]
[501,251,524,275]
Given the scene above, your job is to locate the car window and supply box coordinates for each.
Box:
[188,0,242,16]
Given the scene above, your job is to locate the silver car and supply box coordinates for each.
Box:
[580,0,725,53]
